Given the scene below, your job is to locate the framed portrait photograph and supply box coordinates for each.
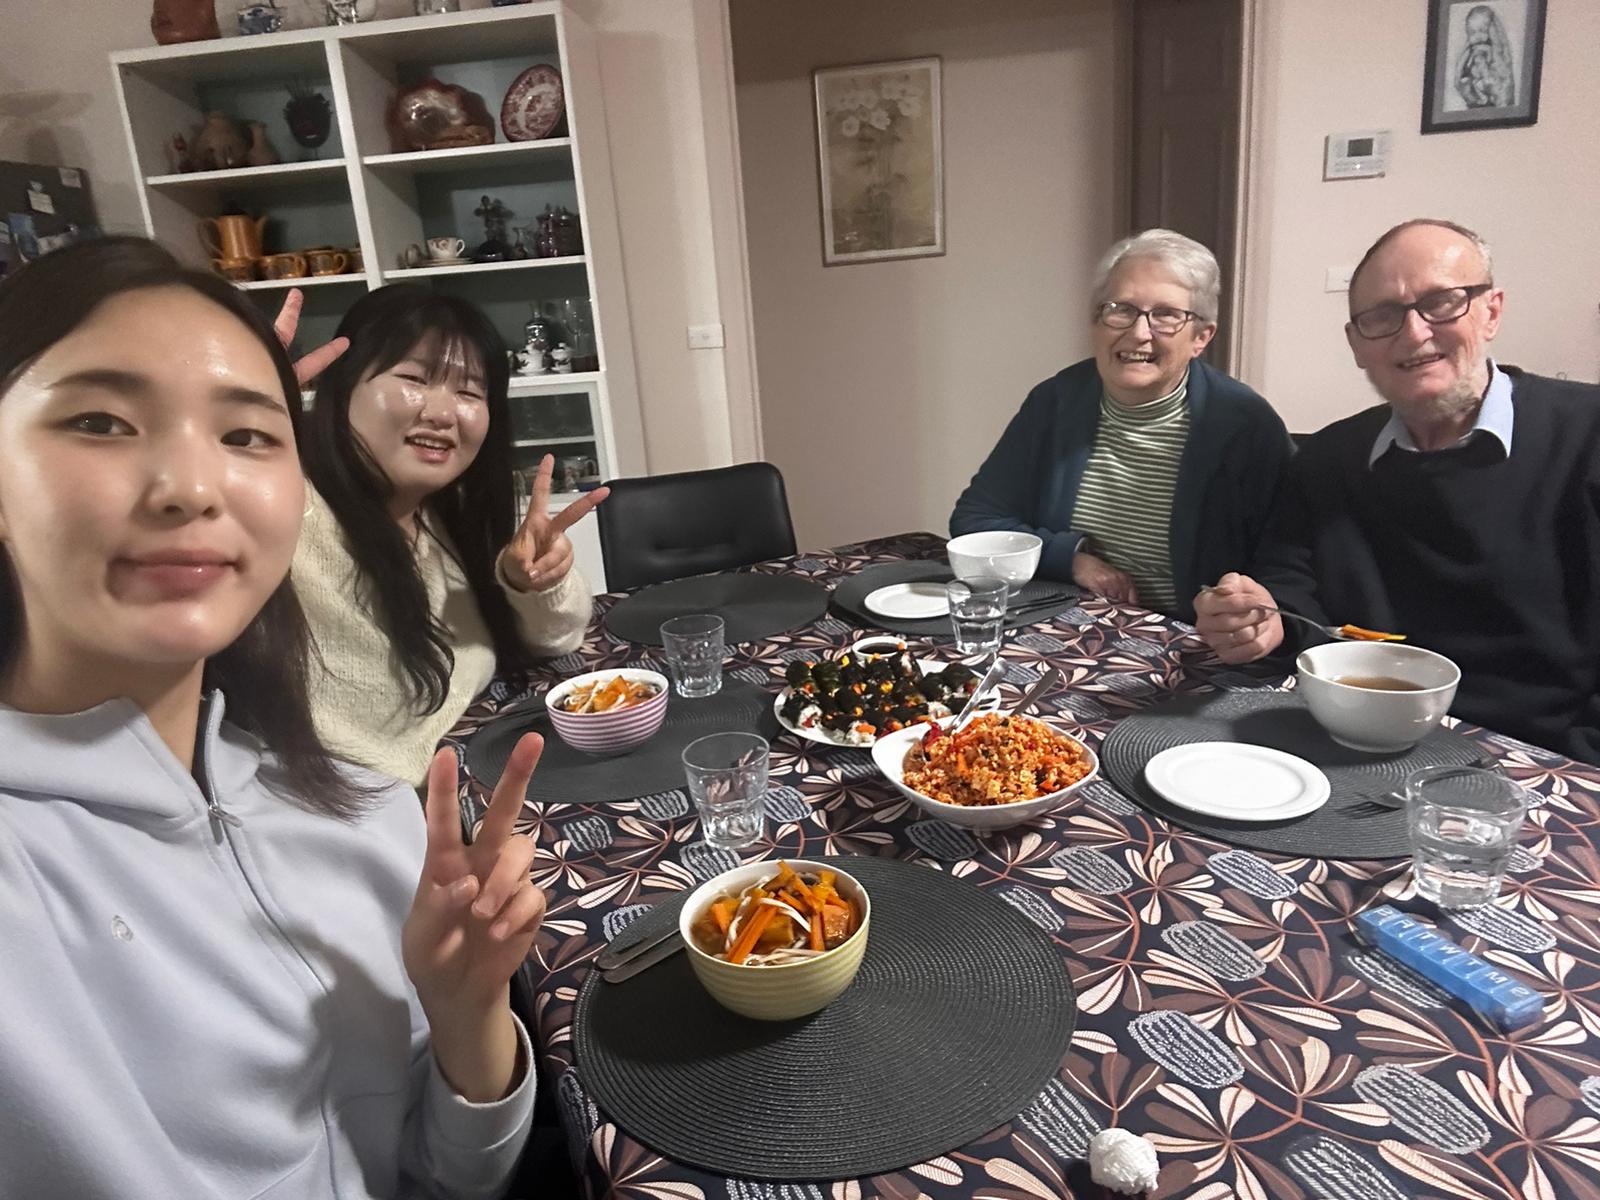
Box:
[813,56,944,266]
[1422,0,1547,133]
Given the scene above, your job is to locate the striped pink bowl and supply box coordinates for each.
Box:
[545,668,670,755]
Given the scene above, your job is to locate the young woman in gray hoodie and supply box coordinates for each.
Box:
[0,237,546,1198]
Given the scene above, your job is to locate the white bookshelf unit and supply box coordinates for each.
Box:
[110,3,643,591]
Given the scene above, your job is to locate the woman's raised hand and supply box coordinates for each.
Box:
[497,453,609,593]
[272,288,349,386]
[402,734,547,1101]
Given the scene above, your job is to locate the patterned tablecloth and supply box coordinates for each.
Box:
[450,533,1600,1200]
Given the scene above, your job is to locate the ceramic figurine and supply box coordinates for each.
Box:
[191,113,248,172]
[244,122,280,167]
[470,195,513,262]
[550,343,573,374]
[237,2,283,34]
[151,0,220,44]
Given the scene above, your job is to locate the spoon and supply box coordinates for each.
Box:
[1009,665,1061,716]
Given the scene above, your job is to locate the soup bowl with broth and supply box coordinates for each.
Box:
[1296,641,1460,753]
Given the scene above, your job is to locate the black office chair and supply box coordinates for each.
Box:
[596,462,798,591]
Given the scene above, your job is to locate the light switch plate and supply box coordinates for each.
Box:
[687,323,725,349]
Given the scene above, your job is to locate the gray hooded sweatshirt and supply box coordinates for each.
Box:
[0,693,534,1198]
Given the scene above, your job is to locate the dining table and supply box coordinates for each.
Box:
[447,531,1600,1200]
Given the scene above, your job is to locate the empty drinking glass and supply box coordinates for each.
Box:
[1406,765,1529,906]
[660,613,725,697]
[947,576,1009,659]
[683,731,769,850]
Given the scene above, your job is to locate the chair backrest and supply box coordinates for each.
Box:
[596,462,798,591]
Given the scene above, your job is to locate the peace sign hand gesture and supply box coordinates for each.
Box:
[497,453,610,593]
[402,733,547,1102]
[272,288,349,386]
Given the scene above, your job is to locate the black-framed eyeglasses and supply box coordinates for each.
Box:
[1349,283,1494,340]
[1094,301,1200,336]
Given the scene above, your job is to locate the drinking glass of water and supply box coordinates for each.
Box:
[947,576,1008,659]
[1406,765,1529,906]
[683,731,769,850]
[660,613,725,697]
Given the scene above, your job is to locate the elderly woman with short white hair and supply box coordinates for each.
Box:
[951,228,1292,622]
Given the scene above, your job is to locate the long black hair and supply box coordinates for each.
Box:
[300,285,530,714]
[0,236,371,818]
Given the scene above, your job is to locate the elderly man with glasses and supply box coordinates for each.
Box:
[951,228,1292,621]
[1195,218,1600,763]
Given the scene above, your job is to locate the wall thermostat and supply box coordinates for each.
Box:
[1324,130,1391,180]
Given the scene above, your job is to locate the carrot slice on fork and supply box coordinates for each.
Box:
[1338,624,1406,642]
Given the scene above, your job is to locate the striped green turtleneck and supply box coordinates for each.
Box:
[1067,371,1191,612]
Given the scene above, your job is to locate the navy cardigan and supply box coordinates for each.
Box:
[949,358,1293,622]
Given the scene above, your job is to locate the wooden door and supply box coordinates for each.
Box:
[1131,0,1243,371]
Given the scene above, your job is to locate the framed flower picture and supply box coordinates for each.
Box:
[813,56,944,266]
[1422,0,1546,133]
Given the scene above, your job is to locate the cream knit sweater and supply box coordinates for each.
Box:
[294,487,592,785]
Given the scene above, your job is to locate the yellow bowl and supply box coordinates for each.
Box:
[677,858,870,1021]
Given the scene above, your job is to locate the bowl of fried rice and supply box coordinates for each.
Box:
[871,712,1099,830]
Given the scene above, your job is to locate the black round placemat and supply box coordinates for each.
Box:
[573,855,1076,1180]
[604,574,829,646]
[465,680,778,804]
[1099,690,1482,859]
[831,560,1080,637]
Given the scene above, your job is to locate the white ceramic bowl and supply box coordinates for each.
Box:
[678,859,871,1021]
[872,715,1099,830]
[544,667,669,755]
[945,531,1043,586]
[1296,642,1460,753]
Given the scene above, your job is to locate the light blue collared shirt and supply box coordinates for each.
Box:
[1368,360,1514,467]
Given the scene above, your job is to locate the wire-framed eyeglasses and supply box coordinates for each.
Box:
[1094,302,1201,336]
[1349,284,1494,340]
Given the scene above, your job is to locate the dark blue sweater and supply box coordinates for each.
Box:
[949,358,1292,621]
[1252,367,1600,764]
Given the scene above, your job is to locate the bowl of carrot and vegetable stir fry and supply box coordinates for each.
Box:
[678,859,870,1020]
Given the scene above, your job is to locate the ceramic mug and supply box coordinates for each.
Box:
[259,252,307,280]
[346,246,364,272]
[426,236,465,260]
[210,256,257,283]
[306,249,348,276]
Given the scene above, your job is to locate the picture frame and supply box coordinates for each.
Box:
[813,56,943,266]
[1422,0,1546,133]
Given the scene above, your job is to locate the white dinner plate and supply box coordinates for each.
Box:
[863,582,949,620]
[1143,742,1330,822]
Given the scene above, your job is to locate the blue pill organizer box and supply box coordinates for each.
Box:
[1354,905,1545,1032]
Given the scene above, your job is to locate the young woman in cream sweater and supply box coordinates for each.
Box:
[290,286,606,784]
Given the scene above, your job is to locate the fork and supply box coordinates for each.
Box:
[1196,586,1362,643]
[1342,754,1503,813]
